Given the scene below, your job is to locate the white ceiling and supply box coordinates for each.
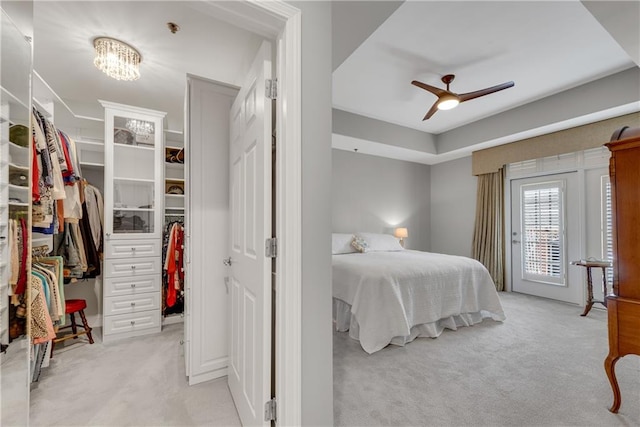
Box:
[332,0,640,163]
[18,0,640,161]
[32,1,264,132]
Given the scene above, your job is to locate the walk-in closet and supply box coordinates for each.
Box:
[1,1,302,425]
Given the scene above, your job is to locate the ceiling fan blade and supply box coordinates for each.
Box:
[423,101,439,120]
[412,80,447,98]
[458,81,514,103]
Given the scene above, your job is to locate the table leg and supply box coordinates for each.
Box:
[581,267,595,316]
[601,267,608,307]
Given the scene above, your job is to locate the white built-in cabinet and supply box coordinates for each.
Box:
[100,100,166,342]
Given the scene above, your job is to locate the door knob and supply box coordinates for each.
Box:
[512,239,521,244]
[223,257,233,266]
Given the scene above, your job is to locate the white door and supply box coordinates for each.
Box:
[228,40,272,426]
[511,172,581,304]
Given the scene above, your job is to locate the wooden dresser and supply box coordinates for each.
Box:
[604,132,640,413]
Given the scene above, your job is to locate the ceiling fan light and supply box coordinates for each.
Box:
[437,97,460,110]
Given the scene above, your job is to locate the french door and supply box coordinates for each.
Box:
[510,172,581,304]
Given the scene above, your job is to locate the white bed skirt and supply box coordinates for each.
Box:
[333,297,502,350]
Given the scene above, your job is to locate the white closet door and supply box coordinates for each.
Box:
[185,77,238,385]
[228,40,272,427]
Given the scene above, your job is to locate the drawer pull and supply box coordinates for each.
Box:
[131,302,136,307]
[131,265,136,270]
[131,247,136,251]
[131,284,136,288]
[131,321,136,326]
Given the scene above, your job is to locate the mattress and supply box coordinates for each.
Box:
[332,250,506,354]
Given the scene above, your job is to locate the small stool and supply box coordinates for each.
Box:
[51,299,94,356]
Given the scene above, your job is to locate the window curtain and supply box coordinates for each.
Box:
[472,167,505,291]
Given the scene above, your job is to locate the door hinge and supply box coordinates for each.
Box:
[264,398,277,422]
[265,79,277,100]
[265,238,278,258]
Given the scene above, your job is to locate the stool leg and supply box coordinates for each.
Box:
[78,309,94,344]
[70,312,78,337]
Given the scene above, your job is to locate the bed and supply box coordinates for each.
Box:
[332,233,505,354]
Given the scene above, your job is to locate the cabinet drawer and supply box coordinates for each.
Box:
[105,257,161,278]
[105,239,161,259]
[103,310,161,336]
[104,293,161,316]
[104,274,160,297]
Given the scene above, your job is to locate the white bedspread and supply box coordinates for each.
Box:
[332,250,506,354]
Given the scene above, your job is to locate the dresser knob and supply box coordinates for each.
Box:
[131,321,135,326]
[131,247,136,251]
[131,284,136,288]
[131,302,136,307]
[131,265,136,270]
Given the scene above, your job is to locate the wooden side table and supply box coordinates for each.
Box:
[570,260,612,316]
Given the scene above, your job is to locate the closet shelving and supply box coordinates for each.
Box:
[164,132,185,220]
[163,130,185,325]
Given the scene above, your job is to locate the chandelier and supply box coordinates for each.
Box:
[126,119,154,138]
[93,37,141,81]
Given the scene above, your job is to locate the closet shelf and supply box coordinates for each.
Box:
[8,184,28,191]
[165,162,184,169]
[32,97,53,118]
[113,207,154,212]
[164,207,185,211]
[9,162,29,171]
[8,140,28,151]
[80,162,104,168]
[8,201,28,207]
[164,213,184,217]
[113,177,155,183]
[164,194,184,198]
[75,138,104,147]
[1,85,29,111]
[114,142,154,151]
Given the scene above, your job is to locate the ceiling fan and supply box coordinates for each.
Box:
[411,74,514,120]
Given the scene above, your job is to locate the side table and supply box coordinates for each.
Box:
[570,259,612,316]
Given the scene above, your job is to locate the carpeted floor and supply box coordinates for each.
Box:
[29,324,241,427]
[333,292,640,427]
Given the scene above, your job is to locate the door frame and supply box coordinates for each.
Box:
[509,172,582,303]
[204,1,302,425]
[504,148,610,307]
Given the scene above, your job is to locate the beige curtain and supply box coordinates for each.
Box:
[472,167,505,291]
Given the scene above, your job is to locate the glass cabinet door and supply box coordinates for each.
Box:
[101,102,165,240]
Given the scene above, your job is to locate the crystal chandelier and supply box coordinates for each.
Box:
[126,119,154,137]
[93,37,141,81]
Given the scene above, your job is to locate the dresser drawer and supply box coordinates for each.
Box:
[104,292,161,316]
[105,257,161,278]
[104,274,160,297]
[105,239,161,259]
[103,310,161,336]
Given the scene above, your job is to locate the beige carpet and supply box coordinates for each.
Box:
[29,323,241,427]
[333,292,640,427]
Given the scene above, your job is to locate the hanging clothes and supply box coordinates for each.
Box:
[163,221,185,314]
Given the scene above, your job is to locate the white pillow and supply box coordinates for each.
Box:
[332,233,357,255]
[355,232,404,252]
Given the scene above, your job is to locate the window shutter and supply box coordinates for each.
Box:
[521,181,565,285]
[602,176,613,285]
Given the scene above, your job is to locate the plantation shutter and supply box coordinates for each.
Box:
[602,176,614,285]
[521,181,565,285]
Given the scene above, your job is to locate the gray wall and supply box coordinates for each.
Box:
[332,149,431,251]
[290,1,334,425]
[430,156,477,257]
